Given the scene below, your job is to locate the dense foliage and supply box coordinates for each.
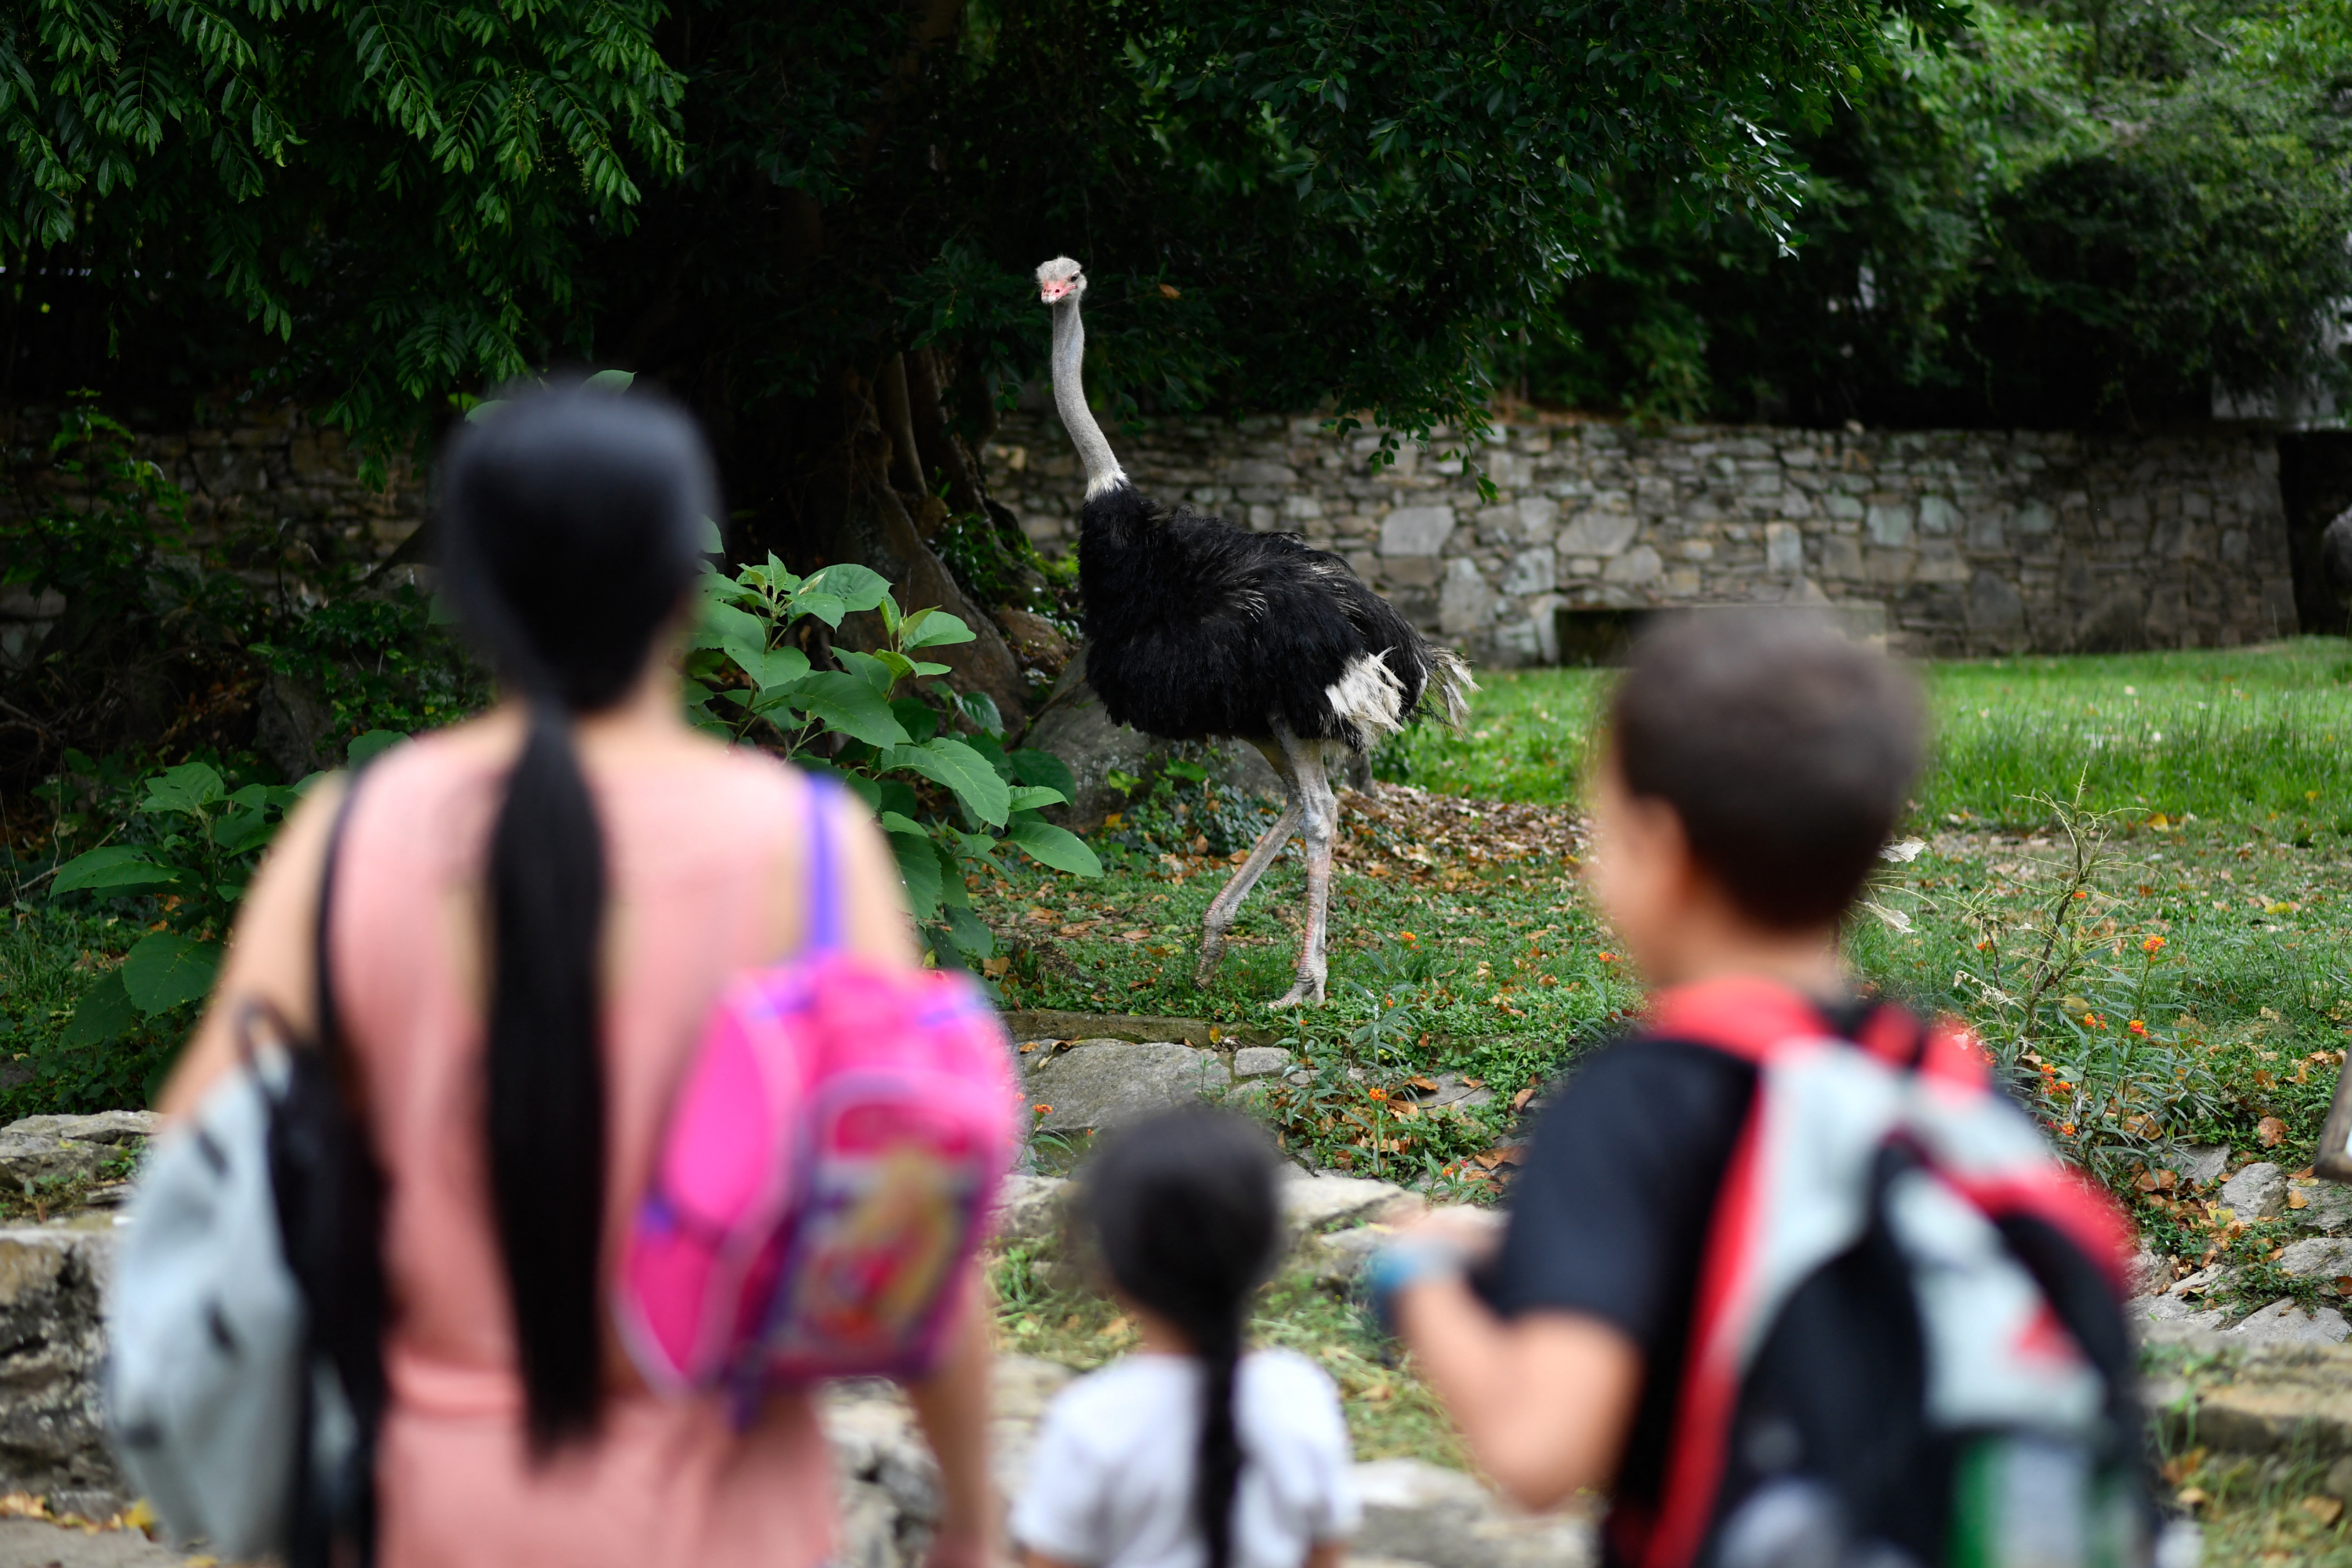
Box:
[1537,0,2352,426]
[6,0,1962,463]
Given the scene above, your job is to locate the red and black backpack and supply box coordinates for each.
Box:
[1624,977,2151,1568]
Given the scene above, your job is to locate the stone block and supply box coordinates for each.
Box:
[1823,493,1864,521]
[1602,546,1662,586]
[1765,522,1804,575]
[1225,459,1296,487]
[1380,556,1441,589]
[1514,496,1559,539]
[1439,558,1496,635]
[1821,535,1864,579]
[1381,505,1457,556]
[1555,510,1637,557]
[1474,504,1520,546]
[2013,500,2054,535]
[1918,495,1959,535]
[1915,540,1969,584]
[1563,556,1599,578]
[1232,1047,1294,1079]
[2279,1237,2352,1278]
[1499,547,1555,596]
[1866,502,1914,547]
[1484,450,1534,488]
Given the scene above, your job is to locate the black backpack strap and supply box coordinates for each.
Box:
[314,775,365,1076]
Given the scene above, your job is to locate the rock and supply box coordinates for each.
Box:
[0,1519,194,1565]
[2219,1161,2287,1220]
[0,1229,126,1512]
[1352,1457,1595,1568]
[2164,1341,2352,1457]
[1023,1041,1231,1134]
[992,1174,1071,1247]
[2166,1144,2230,1187]
[2129,1294,2227,1334]
[2165,1264,2234,1299]
[2128,1248,2172,1297]
[2289,1180,2352,1234]
[1022,655,1174,832]
[255,670,334,782]
[1000,1011,1240,1052]
[995,609,1073,677]
[1281,1171,1421,1232]
[1298,1225,1395,1285]
[2276,1237,2352,1278]
[0,1114,158,1192]
[2225,1298,2351,1346]
[1232,1047,1294,1080]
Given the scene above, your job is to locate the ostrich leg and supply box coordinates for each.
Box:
[1195,739,1302,989]
[1269,727,1338,1010]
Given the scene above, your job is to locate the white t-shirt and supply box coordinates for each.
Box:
[1011,1350,1360,1568]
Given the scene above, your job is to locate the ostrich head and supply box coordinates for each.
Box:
[1036,256,1086,305]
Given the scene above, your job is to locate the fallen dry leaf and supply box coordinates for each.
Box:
[2259,1116,2288,1148]
[982,956,1011,978]
[2175,1486,2208,1510]
[1511,1086,1537,1112]
[1409,1076,1441,1094]
[2304,1496,2345,1527]
[2290,1189,2311,1210]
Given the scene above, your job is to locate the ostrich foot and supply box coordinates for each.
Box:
[1266,971,1327,1010]
[1193,934,1227,989]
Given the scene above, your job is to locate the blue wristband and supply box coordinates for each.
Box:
[1363,1239,1467,1338]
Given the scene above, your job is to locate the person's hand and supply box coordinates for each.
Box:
[924,1526,997,1568]
[1396,1202,1506,1263]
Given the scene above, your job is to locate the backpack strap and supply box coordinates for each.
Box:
[801,774,848,956]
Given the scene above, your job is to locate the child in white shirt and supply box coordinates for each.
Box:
[1010,1109,1359,1568]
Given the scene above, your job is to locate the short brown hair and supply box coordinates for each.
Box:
[1609,612,1923,930]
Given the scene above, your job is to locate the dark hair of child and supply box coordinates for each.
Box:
[434,382,716,1454]
[1082,1108,1285,1568]
[1610,611,1924,928]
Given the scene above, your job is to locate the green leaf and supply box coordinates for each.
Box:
[60,971,139,1050]
[944,906,995,960]
[891,698,941,743]
[805,564,891,614]
[891,830,946,921]
[883,738,1011,826]
[695,515,724,554]
[214,809,276,858]
[727,641,811,691]
[50,846,177,897]
[1004,815,1104,877]
[693,597,768,651]
[791,673,913,748]
[585,368,636,391]
[464,400,507,425]
[834,648,898,696]
[878,811,926,836]
[140,763,226,821]
[122,932,222,1014]
[1009,749,1079,801]
[902,608,977,648]
[788,590,848,629]
[1007,784,1069,812]
[348,729,406,766]
[960,691,1004,737]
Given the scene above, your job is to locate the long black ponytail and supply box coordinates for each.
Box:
[437,383,714,1451]
[1083,1109,1283,1568]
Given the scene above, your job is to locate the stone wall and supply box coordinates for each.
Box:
[1,401,426,669]
[986,412,2301,666]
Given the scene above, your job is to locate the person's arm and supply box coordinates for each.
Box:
[908,1286,998,1568]
[1390,1276,1642,1512]
[157,775,349,1120]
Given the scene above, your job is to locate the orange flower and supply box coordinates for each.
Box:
[2060,1121,2078,1136]
[1032,1104,1053,1115]
[1397,931,1418,944]
[1367,1086,1390,1102]
[1597,952,1617,964]
[2129,1020,2149,1036]
[2143,935,2167,954]
[2083,1012,2103,1029]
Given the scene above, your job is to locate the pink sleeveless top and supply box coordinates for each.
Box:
[331,732,837,1568]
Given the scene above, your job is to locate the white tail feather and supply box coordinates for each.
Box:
[1325,652,1408,743]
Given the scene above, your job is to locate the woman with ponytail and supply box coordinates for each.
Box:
[163,383,997,1568]
[1012,1109,1359,1568]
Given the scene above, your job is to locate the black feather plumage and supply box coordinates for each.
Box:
[1077,483,1457,751]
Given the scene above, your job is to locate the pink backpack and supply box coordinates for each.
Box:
[615,777,1020,1399]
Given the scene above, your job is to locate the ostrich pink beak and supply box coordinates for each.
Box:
[1040,279,1073,303]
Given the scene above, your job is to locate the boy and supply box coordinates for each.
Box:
[1374,612,2133,1568]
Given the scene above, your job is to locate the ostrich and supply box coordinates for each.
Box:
[1036,256,1474,1007]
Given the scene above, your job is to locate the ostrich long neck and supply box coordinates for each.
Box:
[1050,296,1127,498]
